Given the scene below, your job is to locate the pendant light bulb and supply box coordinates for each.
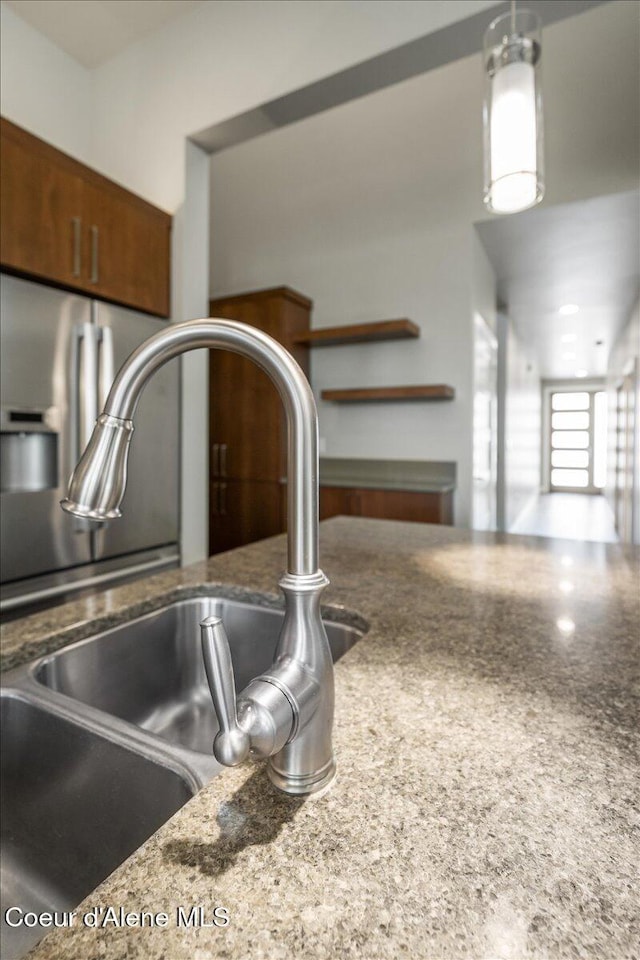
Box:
[483,4,544,214]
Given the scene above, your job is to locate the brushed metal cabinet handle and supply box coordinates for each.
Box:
[71,217,82,277]
[211,442,219,478]
[90,225,99,283]
[220,443,228,478]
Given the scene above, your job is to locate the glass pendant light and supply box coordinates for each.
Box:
[483,2,544,214]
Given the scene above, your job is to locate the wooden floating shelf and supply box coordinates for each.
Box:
[293,318,420,347]
[321,385,455,403]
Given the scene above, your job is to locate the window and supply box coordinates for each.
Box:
[549,389,606,492]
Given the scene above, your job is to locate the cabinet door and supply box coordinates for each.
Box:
[320,486,453,525]
[209,480,284,555]
[82,182,171,317]
[209,290,311,483]
[1,124,83,286]
[1,119,171,317]
[356,488,452,524]
[208,289,311,555]
[209,350,285,482]
[319,486,359,520]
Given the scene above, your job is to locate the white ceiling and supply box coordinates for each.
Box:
[3,0,504,70]
[476,190,640,380]
[3,0,203,67]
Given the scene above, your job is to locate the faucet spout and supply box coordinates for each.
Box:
[63,318,319,575]
[61,318,334,795]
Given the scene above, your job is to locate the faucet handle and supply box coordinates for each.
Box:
[200,616,250,766]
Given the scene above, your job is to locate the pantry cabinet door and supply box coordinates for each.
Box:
[209,480,285,555]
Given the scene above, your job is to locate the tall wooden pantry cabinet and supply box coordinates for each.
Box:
[208,287,312,555]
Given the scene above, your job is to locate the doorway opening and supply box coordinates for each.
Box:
[548,387,607,494]
[510,381,619,542]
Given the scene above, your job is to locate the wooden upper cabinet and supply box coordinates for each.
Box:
[81,181,171,317]
[0,123,84,286]
[0,118,171,317]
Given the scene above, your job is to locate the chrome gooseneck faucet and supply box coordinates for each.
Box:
[61,319,334,795]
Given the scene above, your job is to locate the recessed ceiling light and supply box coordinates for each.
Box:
[562,352,577,361]
[561,333,577,343]
[575,369,588,378]
[559,304,579,316]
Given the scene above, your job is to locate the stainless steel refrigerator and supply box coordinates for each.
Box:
[0,273,180,614]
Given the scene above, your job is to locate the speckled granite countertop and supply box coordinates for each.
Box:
[3,518,639,960]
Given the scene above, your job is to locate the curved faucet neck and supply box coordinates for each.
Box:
[105,318,319,577]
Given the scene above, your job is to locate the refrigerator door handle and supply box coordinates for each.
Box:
[81,321,99,450]
[98,324,115,409]
[69,322,99,534]
[70,322,99,470]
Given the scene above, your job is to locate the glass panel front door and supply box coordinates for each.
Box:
[549,389,606,493]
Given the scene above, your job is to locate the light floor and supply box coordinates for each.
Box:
[510,492,619,543]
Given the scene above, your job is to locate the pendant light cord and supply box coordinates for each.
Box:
[511,0,516,34]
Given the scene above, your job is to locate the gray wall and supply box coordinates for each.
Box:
[210,48,486,526]
[606,299,640,544]
[210,2,639,530]
[497,316,541,531]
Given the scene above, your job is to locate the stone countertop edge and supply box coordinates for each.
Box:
[318,477,456,493]
[281,477,456,492]
[3,516,638,960]
[318,456,456,493]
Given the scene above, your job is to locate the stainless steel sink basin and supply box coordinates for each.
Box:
[0,691,194,960]
[34,597,363,756]
[1,593,364,959]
